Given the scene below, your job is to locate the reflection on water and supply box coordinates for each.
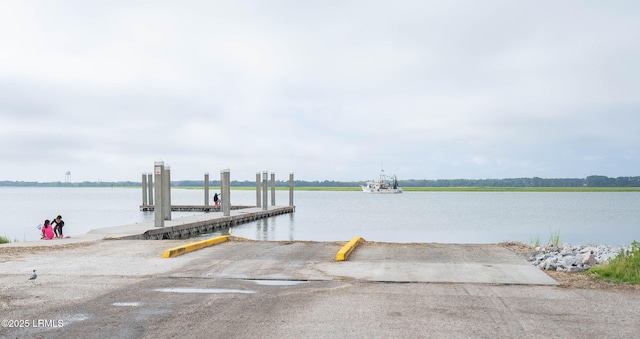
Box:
[252,213,296,241]
[224,190,640,246]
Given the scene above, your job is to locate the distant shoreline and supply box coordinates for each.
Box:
[3,175,639,189]
[1,185,639,192]
[271,187,640,192]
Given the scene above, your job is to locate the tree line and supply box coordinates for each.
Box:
[1,175,639,188]
[400,176,640,187]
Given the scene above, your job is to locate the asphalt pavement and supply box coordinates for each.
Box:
[1,238,639,338]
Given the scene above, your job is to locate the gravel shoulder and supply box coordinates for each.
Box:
[501,242,640,295]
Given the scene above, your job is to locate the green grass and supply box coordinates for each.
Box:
[588,241,640,285]
[402,187,640,192]
[169,186,640,192]
[529,230,561,247]
[548,229,561,248]
[530,235,541,247]
[293,187,361,191]
[291,187,640,192]
[0,235,11,244]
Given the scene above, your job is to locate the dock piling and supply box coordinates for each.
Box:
[289,172,294,206]
[163,166,172,221]
[256,172,261,207]
[154,161,165,227]
[271,172,276,206]
[221,168,231,216]
[204,173,210,207]
[147,173,153,205]
[142,173,148,207]
[262,171,268,210]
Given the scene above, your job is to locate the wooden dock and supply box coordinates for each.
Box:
[140,205,254,212]
[89,206,295,240]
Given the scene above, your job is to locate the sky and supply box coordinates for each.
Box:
[1,1,639,183]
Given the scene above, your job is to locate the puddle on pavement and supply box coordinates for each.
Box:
[65,314,90,324]
[245,280,309,286]
[153,288,255,294]
[112,302,143,307]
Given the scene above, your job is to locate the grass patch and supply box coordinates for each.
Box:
[530,229,561,247]
[0,235,11,244]
[274,186,640,192]
[402,187,640,192]
[588,241,640,285]
[548,229,561,248]
[173,186,640,192]
[293,187,360,191]
[530,235,541,247]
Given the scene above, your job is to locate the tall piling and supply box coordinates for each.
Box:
[289,172,294,206]
[154,161,164,227]
[262,171,268,210]
[220,171,224,210]
[271,172,276,206]
[147,173,153,205]
[204,173,210,207]
[221,168,231,216]
[256,172,261,207]
[163,166,172,220]
[142,173,148,207]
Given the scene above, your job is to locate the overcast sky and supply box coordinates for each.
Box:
[1,1,638,182]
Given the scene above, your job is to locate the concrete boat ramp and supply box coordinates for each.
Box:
[7,221,640,337]
[166,240,558,286]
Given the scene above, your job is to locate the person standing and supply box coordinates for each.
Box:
[52,215,65,238]
[213,193,219,206]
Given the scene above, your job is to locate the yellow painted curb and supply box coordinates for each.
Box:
[162,235,229,258]
[336,237,365,261]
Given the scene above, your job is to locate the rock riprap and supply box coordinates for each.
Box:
[527,244,629,272]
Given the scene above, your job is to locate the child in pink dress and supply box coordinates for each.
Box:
[41,220,55,240]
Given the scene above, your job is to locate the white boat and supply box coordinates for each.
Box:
[362,171,403,194]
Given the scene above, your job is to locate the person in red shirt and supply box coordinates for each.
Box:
[41,220,54,240]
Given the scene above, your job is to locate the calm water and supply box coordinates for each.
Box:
[1,187,638,246]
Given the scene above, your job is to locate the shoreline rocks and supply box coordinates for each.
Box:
[527,244,629,272]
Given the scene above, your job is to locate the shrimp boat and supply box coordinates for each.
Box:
[362,171,403,194]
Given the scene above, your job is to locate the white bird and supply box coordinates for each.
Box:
[28,269,37,284]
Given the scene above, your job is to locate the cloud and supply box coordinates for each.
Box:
[1,0,639,182]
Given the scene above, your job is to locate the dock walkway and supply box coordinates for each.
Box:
[2,206,294,247]
[91,206,294,240]
[139,205,254,212]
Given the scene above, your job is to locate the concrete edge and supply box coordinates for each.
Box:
[162,235,229,258]
[336,236,365,261]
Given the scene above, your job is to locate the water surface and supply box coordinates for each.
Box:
[2,187,637,246]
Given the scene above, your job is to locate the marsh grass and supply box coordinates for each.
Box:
[588,241,640,285]
[530,230,561,247]
[402,187,640,192]
[531,235,541,247]
[177,187,640,192]
[548,229,561,248]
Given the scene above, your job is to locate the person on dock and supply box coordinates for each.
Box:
[52,215,65,238]
[41,220,54,240]
[214,193,219,206]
